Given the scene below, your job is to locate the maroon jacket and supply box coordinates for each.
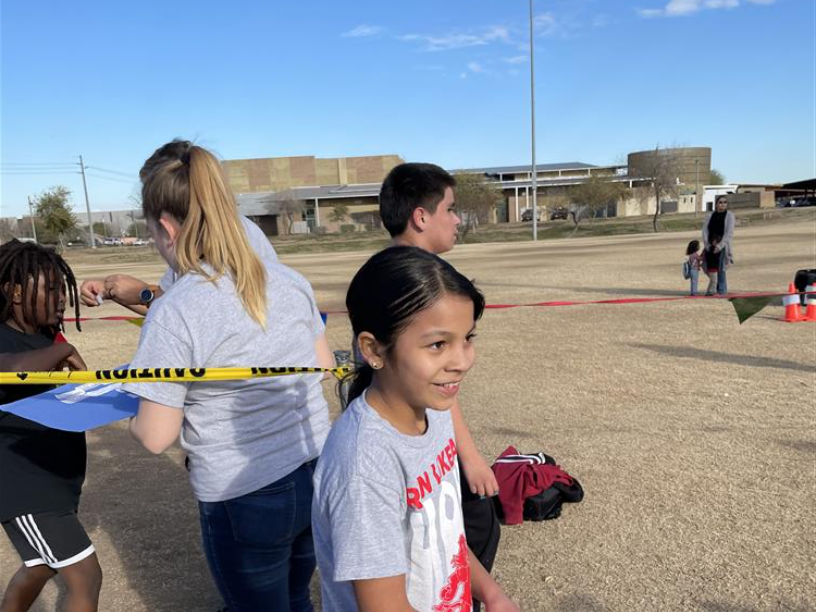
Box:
[491,445,574,525]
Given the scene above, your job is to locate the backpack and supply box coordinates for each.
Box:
[491,450,584,524]
[682,260,692,280]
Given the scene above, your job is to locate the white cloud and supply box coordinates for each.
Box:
[592,14,609,27]
[534,13,558,35]
[638,0,774,17]
[397,24,513,52]
[503,55,527,65]
[341,24,382,38]
[467,62,484,73]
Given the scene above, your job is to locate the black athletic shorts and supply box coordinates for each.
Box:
[2,509,94,569]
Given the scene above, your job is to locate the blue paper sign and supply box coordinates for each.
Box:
[1,381,139,432]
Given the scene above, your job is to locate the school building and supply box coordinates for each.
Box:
[6,147,803,245]
[222,147,735,235]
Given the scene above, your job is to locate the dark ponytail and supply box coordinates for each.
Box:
[343,246,484,405]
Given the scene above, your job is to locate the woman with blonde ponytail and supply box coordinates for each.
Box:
[126,140,333,612]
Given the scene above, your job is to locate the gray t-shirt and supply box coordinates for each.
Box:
[126,261,329,503]
[312,392,472,612]
[159,216,277,291]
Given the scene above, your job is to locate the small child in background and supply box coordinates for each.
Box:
[704,236,722,296]
[0,240,102,612]
[685,240,704,296]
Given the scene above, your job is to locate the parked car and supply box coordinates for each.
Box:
[549,207,569,220]
[520,208,542,222]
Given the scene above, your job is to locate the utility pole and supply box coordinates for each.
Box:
[695,158,700,217]
[529,0,538,241]
[78,155,96,248]
[130,209,139,239]
[27,196,38,243]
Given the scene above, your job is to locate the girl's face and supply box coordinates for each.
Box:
[376,293,477,413]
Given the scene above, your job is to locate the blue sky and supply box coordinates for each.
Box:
[1,0,813,218]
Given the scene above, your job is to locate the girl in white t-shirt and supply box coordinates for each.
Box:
[312,246,519,612]
[126,140,333,612]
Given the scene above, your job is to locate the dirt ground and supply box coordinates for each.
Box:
[2,214,814,611]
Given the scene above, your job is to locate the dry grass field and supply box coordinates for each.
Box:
[2,212,814,611]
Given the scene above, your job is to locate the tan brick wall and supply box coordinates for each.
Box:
[223,154,403,194]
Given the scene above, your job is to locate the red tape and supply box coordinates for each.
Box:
[65,291,814,323]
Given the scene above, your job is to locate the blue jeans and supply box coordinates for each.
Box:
[689,268,700,295]
[717,248,728,295]
[198,460,318,612]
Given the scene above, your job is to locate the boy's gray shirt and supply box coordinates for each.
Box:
[312,392,472,612]
[126,261,329,503]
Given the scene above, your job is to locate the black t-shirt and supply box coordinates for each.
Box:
[0,323,87,522]
[704,247,720,271]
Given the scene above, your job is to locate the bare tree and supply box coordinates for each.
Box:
[709,168,725,185]
[636,146,682,232]
[566,176,630,235]
[329,203,349,225]
[266,190,306,236]
[455,174,501,242]
[0,219,18,243]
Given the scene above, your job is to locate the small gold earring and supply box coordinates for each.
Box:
[371,362,381,370]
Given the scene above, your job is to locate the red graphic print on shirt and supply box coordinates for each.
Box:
[432,534,472,612]
[406,438,458,510]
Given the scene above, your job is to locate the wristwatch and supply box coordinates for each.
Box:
[139,285,160,308]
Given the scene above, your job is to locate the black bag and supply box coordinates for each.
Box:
[522,487,563,521]
[492,450,585,523]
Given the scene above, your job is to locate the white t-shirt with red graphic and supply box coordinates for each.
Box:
[312,391,472,612]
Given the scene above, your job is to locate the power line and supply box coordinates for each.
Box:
[1,162,77,167]
[85,172,136,184]
[85,166,136,179]
[1,170,79,175]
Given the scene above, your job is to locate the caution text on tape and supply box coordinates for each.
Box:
[0,366,352,385]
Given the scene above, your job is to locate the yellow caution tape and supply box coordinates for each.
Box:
[0,366,352,385]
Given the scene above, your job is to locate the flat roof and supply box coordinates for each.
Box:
[782,178,816,190]
[454,162,599,175]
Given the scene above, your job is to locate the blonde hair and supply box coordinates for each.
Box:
[140,140,267,326]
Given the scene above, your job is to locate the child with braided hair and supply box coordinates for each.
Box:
[0,240,102,612]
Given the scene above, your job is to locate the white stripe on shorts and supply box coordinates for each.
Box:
[25,515,58,565]
[15,516,51,564]
[18,515,57,565]
[50,544,95,569]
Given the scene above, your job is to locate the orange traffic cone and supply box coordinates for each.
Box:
[804,284,816,322]
[781,283,804,322]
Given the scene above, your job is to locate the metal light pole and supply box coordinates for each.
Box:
[529,0,538,241]
[27,196,38,243]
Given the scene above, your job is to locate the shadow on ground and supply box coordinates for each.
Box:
[629,343,814,374]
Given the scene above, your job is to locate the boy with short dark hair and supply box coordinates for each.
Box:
[379,162,461,255]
